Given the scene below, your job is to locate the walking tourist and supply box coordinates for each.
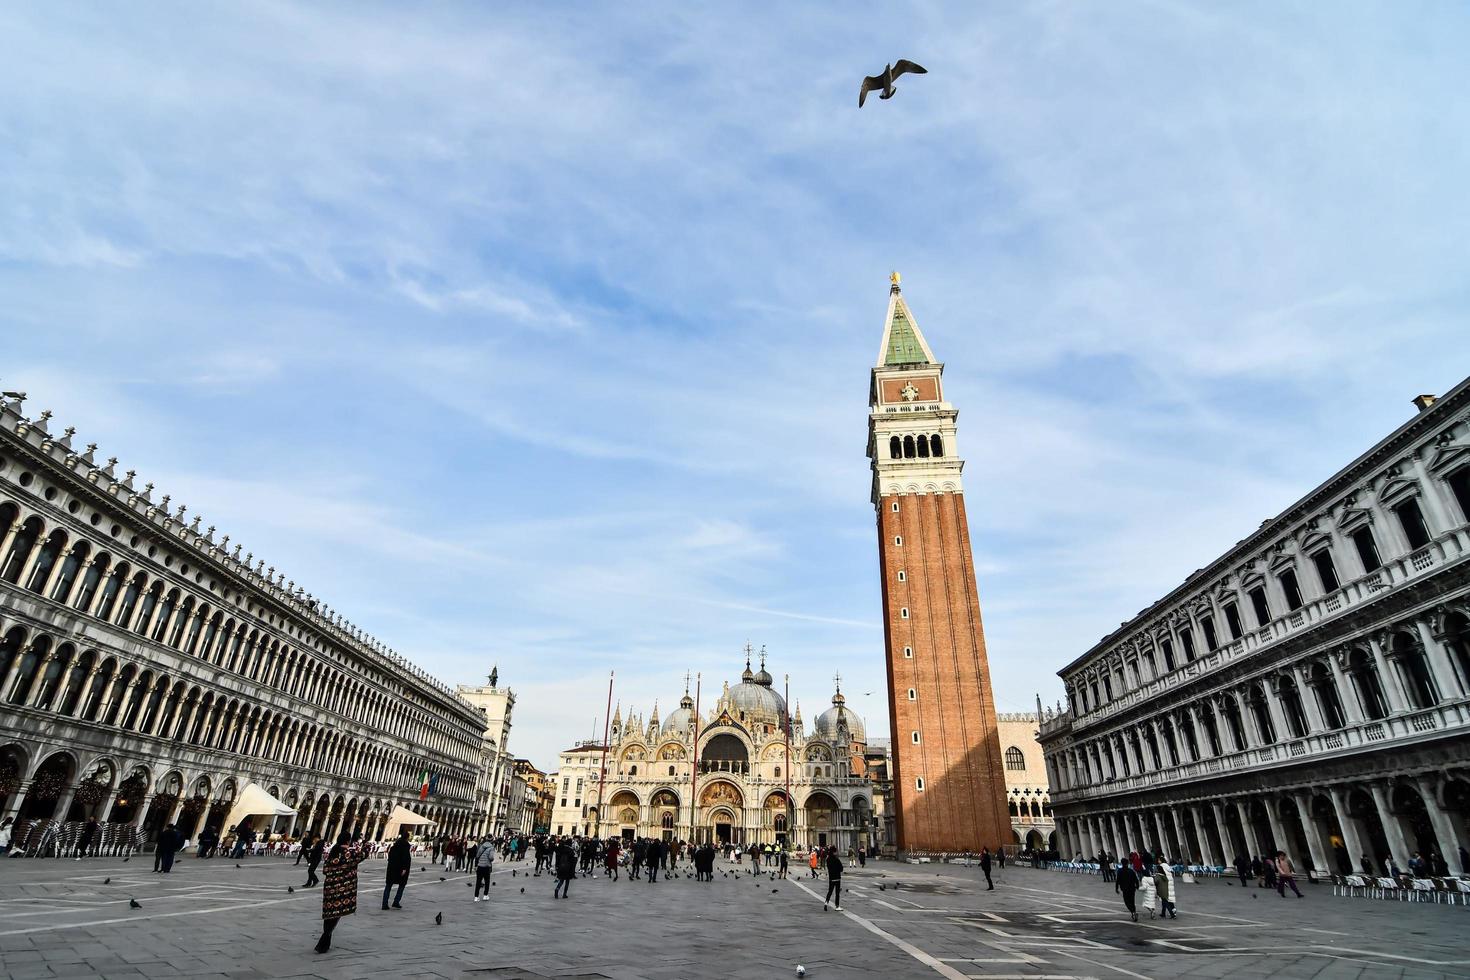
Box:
[553,838,576,899]
[645,837,662,883]
[315,833,369,954]
[303,833,324,888]
[155,823,183,873]
[1115,860,1140,921]
[808,848,820,878]
[473,836,495,902]
[1274,850,1303,898]
[823,846,844,911]
[76,817,99,860]
[980,846,993,890]
[1155,858,1178,919]
[605,838,621,881]
[383,827,411,910]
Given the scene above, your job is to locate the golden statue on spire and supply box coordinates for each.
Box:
[890,270,901,287]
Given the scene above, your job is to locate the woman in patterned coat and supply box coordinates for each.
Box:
[315,833,369,953]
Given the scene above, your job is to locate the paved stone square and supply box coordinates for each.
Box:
[0,855,1466,979]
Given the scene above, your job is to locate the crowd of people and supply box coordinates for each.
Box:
[294,829,867,954]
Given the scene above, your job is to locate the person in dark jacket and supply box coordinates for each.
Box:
[303,833,324,888]
[980,847,994,890]
[553,839,577,899]
[824,848,844,911]
[156,824,184,873]
[630,838,646,880]
[645,838,663,883]
[1115,861,1140,921]
[77,818,100,861]
[383,828,411,910]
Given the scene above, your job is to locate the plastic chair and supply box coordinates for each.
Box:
[1375,877,1402,901]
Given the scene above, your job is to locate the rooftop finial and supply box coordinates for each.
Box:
[890,270,901,291]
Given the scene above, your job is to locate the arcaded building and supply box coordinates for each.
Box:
[1039,383,1470,875]
[867,274,1012,854]
[0,397,486,851]
[998,709,1055,852]
[551,652,873,852]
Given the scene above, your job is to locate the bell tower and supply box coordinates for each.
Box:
[867,272,1010,854]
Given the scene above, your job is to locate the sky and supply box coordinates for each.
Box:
[2,3,1468,771]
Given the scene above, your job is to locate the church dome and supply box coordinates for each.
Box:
[814,687,865,742]
[726,679,787,726]
[660,692,696,737]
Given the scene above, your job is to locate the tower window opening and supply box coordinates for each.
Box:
[894,536,902,546]
[915,777,925,791]
[903,436,916,458]
[911,731,921,744]
[891,501,899,512]
[900,607,909,619]
[903,646,913,658]
[889,436,901,459]
[916,436,929,458]
[897,570,905,582]
[907,688,916,700]
[930,434,943,457]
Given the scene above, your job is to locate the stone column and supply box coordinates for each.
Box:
[1291,664,1327,733]
[1292,791,1329,874]
[21,652,59,707]
[1366,635,1409,714]
[1327,786,1368,871]
[1262,682,1291,742]
[1327,654,1366,725]
[1410,775,1465,873]
[1262,795,1292,863]
[1169,807,1190,862]
[1367,782,1412,869]
[1191,805,1220,866]
[1213,800,1238,860]
[1414,619,1463,701]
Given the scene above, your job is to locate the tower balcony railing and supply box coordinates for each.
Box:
[1051,697,1470,805]
[1063,528,1466,735]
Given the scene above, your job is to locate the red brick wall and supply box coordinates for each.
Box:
[877,491,1011,852]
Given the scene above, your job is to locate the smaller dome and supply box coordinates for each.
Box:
[660,706,694,737]
[814,685,865,741]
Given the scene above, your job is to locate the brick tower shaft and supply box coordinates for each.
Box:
[867,272,1011,853]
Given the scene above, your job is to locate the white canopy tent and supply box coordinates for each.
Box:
[221,783,296,833]
[382,804,437,840]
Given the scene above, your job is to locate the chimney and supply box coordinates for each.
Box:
[1412,394,1437,413]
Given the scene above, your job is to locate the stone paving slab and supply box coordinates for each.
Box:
[0,855,1467,978]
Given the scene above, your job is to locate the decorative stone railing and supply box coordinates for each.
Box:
[1051,699,1469,805]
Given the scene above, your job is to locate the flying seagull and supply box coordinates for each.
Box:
[859,59,927,107]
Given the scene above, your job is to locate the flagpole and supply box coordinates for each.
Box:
[688,673,701,844]
[594,670,614,839]
[784,673,793,850]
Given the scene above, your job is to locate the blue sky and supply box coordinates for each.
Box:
[3,3,1468,770]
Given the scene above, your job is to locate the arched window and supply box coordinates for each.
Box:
[49,541,89,602]
[668,765,675,776]
[1348,648,1388,720]
[889,436,901,459]
[916,435,929,458]
[73,552,111,612]
[24,530,67,593]
[1004,747,1026,771]
[628,765,637,776]
[1008,800,1019,816]
[0,517,42,583]
[903,436,916,458]
[930,435,943,457]
[774,766,781,778]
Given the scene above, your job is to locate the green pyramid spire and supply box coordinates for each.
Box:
[877,272,936,366]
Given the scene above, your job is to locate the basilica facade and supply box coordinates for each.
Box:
[0,396,487,853]
[552,653,874,853]
[1039,384,1470,875]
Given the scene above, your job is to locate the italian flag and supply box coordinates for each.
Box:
[418,769,430,800]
